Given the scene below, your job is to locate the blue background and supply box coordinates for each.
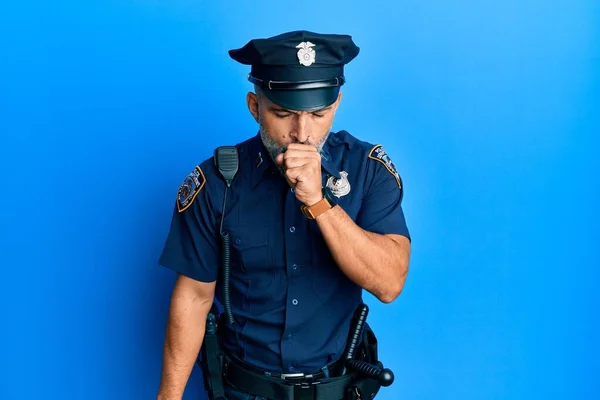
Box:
[1,1,598,399]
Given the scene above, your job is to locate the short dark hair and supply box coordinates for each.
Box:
[254,84,264,99]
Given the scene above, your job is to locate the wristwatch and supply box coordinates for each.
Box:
[301,187,337,219]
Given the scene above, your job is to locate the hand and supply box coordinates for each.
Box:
[275,143,323,206]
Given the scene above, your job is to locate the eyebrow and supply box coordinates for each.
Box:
[270,105,332,114]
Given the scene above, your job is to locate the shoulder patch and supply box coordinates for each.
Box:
[368,145,402,188]
[176,166,206,213]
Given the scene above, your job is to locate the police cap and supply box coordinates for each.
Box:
[229,30,360,111]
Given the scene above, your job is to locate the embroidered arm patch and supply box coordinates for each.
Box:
[177,166,206,213]
[368,145,402,188]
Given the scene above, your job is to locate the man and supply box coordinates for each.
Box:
[156,30,411,400]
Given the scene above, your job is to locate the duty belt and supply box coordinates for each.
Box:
[223,355,353,400]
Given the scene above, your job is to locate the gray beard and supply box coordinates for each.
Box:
[259,125,331,175]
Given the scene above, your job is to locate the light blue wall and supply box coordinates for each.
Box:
[1,1,598,399]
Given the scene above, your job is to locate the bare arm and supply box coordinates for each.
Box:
[157,274,216,400]
[275,143,411,304]
[316,205,411,303]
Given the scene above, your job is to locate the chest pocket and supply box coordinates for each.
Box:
[228,225,271,275]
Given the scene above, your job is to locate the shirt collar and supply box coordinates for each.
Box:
[320,139,341,179]
[248,133,267,188]
[249,132,342,189]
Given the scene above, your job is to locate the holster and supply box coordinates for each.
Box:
[344,322,383,400]
[198,307,226,400]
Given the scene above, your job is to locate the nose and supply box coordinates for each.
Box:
[292,113,311,143]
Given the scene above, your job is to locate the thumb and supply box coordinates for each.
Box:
[275,153,284,165]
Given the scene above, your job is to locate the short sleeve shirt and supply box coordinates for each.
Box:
[158,130,410,373]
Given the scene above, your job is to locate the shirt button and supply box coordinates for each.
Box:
[290,188,294,193]
[235,239,241,245]
[292,264,298,270]
[289,226,296,233]
[288,365,295,371]
[292,299,298,306]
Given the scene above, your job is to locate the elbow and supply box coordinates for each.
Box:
[378,281,404,304]
[378,263,408,304]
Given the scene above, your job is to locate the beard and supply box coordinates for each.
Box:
[259,125,331,168]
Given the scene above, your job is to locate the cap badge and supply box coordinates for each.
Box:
[326,171,351,198]
[296,41,316,67]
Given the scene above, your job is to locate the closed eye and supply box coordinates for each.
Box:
[269,106,331,119]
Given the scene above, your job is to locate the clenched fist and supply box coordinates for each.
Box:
[275,143,324,206]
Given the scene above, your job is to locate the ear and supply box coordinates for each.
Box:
[246,92,260,123]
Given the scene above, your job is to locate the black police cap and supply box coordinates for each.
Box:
[229,30,360,111]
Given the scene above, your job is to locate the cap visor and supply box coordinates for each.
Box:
[261,87,340,111]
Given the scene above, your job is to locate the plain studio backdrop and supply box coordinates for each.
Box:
[1,1,598,399]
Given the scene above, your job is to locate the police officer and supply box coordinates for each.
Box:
[156,30,411,400]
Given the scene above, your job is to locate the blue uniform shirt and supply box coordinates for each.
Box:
[158,130,410,373]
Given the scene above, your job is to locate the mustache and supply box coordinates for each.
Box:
[260,126,330,160]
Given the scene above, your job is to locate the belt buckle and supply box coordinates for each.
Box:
[280,372,306,380]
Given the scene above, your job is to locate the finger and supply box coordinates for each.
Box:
[285,166,303,183]
[283,150,321,163]
[284,175,296,188]
[282,156,318,169]
[286,164,321,182]
[281,167,297,187]
[286,143,319,153]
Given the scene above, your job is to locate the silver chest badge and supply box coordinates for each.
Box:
[326,171,351,198]
[296,41,316,66]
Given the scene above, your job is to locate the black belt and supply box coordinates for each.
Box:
[224,356,352,400]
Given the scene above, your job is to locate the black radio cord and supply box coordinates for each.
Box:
[219,186,235,325]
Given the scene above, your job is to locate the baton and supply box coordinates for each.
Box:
[345,359,395,386]
[341,303,369,375]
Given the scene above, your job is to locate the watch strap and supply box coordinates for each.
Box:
[301,196,332,219]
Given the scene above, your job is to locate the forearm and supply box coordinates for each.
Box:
[316,205,410,303]
[157,293,212,400]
